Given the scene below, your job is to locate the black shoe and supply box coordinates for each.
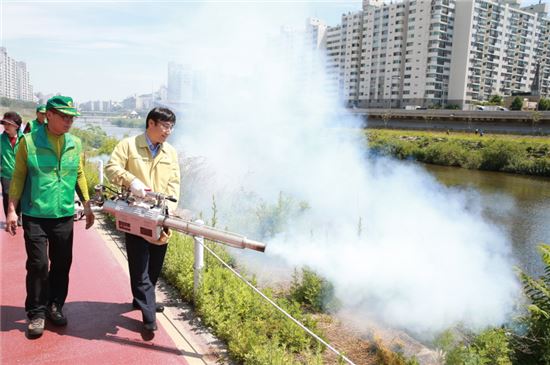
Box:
[143,321,157,331]
[46,303,67,326]
[27,316,45,338]
[132,300,164,313]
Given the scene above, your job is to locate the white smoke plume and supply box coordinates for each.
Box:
[170,4,519,335]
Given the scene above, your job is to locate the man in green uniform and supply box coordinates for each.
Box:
[23,104,47,134]
[0,112,24,224]
[6,96,95,338]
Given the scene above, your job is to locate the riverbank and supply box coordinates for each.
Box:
[366,129,550,177]
[354,108,550,123]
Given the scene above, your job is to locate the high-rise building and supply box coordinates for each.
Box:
[323,0,550,109]
[167,62,194,105]
[0,47,34,101]
[448,0,550,106]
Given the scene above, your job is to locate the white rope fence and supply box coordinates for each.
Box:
[197,240,356,365]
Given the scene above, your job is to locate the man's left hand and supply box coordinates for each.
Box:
[83,201,95,229]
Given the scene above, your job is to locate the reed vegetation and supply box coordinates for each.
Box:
[366,130,550,176]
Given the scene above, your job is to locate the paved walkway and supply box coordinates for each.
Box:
[0,220,206,365]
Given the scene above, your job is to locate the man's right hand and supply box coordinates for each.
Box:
[130,178,149,198]
[5,210,18,235]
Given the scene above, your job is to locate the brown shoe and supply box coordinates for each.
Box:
[27,317,45,338]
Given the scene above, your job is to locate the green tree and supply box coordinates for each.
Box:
[289,267,337,312]
[510,97,523,111]
[489,95,503,105]
[538,98,550,111]
[531,111,542,133]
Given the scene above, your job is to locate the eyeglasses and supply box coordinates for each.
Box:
[156,121,175,131]
[52,110,74,122]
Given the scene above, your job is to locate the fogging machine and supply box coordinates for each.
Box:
[92,185,266,252]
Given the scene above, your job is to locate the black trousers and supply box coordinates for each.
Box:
[1,177,20,219]
[23,215,74,319]
[125,233,167,324]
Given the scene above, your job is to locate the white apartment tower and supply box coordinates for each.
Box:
[167,62,194,105]
[0,47,34,101]
[324,0,549,108]
[448,0,550,106]
[326,0,455,108]
[324,25,342,98]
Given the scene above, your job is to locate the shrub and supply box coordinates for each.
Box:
[480,140,523,171]
[289,268,337,313]
[424,142,468,167]
[513,244,550,365]
[436,328,512,365]
[163,233,324,364]
[537,98,550,111]
[489,95,503,105]
[82,160,100,198]
[511,97,523,111]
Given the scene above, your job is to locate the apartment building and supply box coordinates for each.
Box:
[324,24,342,98]
[167,62,194,105]
[448,0,550,106]
[324,0,455,108]
[324,0,549,109]
[0,47,34,101]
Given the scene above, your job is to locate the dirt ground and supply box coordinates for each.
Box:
[315,313,378,365]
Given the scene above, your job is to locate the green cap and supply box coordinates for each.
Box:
[36,104,46,113]
[46,96,80,117]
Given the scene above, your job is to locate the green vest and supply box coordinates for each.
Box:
[0,131,23,179]
[25,119,47,134]
[21,127,82,218]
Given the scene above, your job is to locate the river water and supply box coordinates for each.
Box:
[424,164,550,276]
[74,117,140,139]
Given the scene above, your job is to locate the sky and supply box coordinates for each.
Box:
[1,0,546,102]
[1,0,363,101]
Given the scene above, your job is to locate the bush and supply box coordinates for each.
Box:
[82,160,100,198]
[538,98,550,111]
[289,268,337,313]
[480,140,523,171]
[424,142,468,167]
[513,244,550,365]
[489,95,503,105]
[163,233,324,364]
[72,125,118,155]
[436,328,512,365]
[511,97,523,111]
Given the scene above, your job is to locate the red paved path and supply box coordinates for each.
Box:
[0,220,189,365]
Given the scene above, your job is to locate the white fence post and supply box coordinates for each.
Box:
[193,219,205,301]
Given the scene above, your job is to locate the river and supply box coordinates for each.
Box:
[74,117,140,139]
[424,164,550,277]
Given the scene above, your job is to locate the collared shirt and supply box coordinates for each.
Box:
[145,133,161,158]
[105,133,180,211]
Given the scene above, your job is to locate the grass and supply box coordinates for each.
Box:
[365,129,550,176]
[163,233,326,364]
